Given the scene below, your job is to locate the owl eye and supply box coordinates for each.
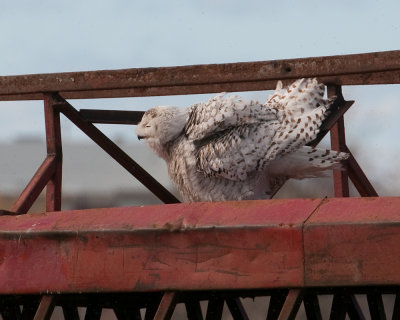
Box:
[146,125,151,128]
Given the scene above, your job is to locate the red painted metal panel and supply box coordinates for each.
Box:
[0,199,319,294]
[3,197,400,294]
[304,197,400,286]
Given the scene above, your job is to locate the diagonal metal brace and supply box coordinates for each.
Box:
[49,93,180,204]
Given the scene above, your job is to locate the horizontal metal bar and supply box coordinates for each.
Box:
[1,68,400,101]
[3,197,400,293]
[0,198,318,293]
[79,109,144,125]
[0,50,400,100]
[1,70,400,101]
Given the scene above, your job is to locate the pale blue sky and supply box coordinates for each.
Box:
[1,1,400,195]
[0,3,399,139]
[1,0,400,75]
[1,1,399,139]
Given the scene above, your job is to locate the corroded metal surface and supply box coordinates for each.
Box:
[0,199,317,294]
[304,197,400,287]
[1,197,400,295]
[1,50,400,100]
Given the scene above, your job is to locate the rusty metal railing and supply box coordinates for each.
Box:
[1,50,400,320]
[2,50,396,213]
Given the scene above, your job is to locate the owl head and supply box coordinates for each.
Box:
[136,106,188,159]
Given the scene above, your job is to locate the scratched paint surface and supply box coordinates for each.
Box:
[304,197,400,286]
[0,199,318,294]
[306,197,400,224]
[2,197,400,293]
[0,199,319,232]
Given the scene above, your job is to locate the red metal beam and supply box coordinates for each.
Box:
[304,197,400,287]
[0,199,316,294]
[1,197,400,294]
[1,68,399,101]
[1,50,400,100]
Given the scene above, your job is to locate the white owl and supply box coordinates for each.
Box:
[136,78,349,202]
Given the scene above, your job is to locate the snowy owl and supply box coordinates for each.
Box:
[136,78,349,202]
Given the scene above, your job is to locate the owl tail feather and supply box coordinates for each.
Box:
[268,146,349,180]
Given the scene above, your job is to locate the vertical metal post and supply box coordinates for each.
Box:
[44,94,63,211]
[328,85,349,197]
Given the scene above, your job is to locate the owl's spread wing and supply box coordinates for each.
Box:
[194,121,281,181]
[188,79,333,182]
[184,93,277,140]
